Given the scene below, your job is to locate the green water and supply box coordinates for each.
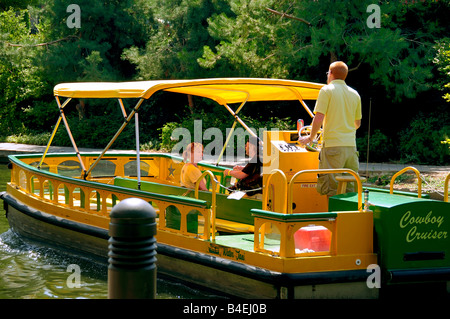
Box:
[0,163,217,299]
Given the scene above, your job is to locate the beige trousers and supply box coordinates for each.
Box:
[317,146,359,196]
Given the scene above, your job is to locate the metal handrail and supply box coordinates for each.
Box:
[288,169,364,213]
[195,170,218,241]
[389,166,422,198]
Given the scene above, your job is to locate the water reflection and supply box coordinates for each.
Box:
[0,164,219,299]
[0,229,108,299]
[0,229,221,299]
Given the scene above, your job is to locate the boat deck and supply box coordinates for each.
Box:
[215,233,280,253]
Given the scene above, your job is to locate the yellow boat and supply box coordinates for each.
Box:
[1,78,449,298]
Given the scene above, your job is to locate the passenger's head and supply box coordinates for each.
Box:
[183,142,204,163]
[327,61,348,83]
[246,136,262,159]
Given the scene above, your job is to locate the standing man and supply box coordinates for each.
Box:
[299,61,362,197]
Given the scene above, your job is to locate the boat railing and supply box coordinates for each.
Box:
[389,166,422,198]
[289,169,364,212]
[263,168,364,214]
[251,168,367,258]
[195,170,218,241]
[8,155,216,240]
[252,209,337,257]
[252,208,373,258]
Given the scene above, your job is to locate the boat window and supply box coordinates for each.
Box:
[294,225,331,253]
[89,190,101,212]
[31,175,39,195]
[19,170,27,189]
[58,160,82,177]
[42,180,54,201]
[73,187,85,209]
[165,205,181,231]
[124,160,150,177]
[257,222,282,254]
[186,210,199,234]
[91,159,117,177]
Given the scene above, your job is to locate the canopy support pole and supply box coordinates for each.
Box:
[135,111,141,190]
[215,96,254,165]
[118,98,128,119]
[85,98,145,179]
[216,120,238,166]
[281,86,314,119]
[299,99,314,118]
[55,96,88,178]
[38,115,62,170]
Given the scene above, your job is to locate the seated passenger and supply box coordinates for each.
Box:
[224,136,262,196]
[180,142,207,191]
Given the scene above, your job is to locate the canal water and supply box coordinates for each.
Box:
[0,163,217,299]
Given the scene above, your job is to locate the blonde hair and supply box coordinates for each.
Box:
[182,142,204,162]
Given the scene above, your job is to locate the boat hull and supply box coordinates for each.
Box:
[2,192,379,299]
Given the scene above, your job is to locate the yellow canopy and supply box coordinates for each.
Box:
[53,78,324,105]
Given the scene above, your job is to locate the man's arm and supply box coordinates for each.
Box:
[298,112,325,146]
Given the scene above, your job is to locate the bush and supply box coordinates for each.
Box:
[1,132,51,145]
[357,129,397,163]
[398,112,449,165]
[157,106,295,154]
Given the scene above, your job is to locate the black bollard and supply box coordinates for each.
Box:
[108,198,157,299]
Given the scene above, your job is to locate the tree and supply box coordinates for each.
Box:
[36,0,153,84]
[200,0,450,102]
[21,0,156,147]
[198,0,287,77]
[434,38,450,103]
[123,0,230,79]
[0,8,46,135]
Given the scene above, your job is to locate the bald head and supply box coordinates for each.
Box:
[329,61,348,81]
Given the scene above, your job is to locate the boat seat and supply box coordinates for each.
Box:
[336,175,367,195]
[113,177,261,233]
[112,177,209,208]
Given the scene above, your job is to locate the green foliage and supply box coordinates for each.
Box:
[158,104,294,153]
[357,129,395,163]
[0,8,46,135]
[434,38,450,102]
[37,0,152,84]
[0,132,50,145]
[398,112,449,165]
[199,1,446,101]
[198,0,287,77]
[1,1,450,166]
[52,112,136,150]
[122,0,224,79]
[159,122,181,151]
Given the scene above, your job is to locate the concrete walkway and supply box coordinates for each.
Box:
[0,142,449,174]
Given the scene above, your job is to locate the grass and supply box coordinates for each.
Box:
[364,171,448,200]
[0,133,51,146]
